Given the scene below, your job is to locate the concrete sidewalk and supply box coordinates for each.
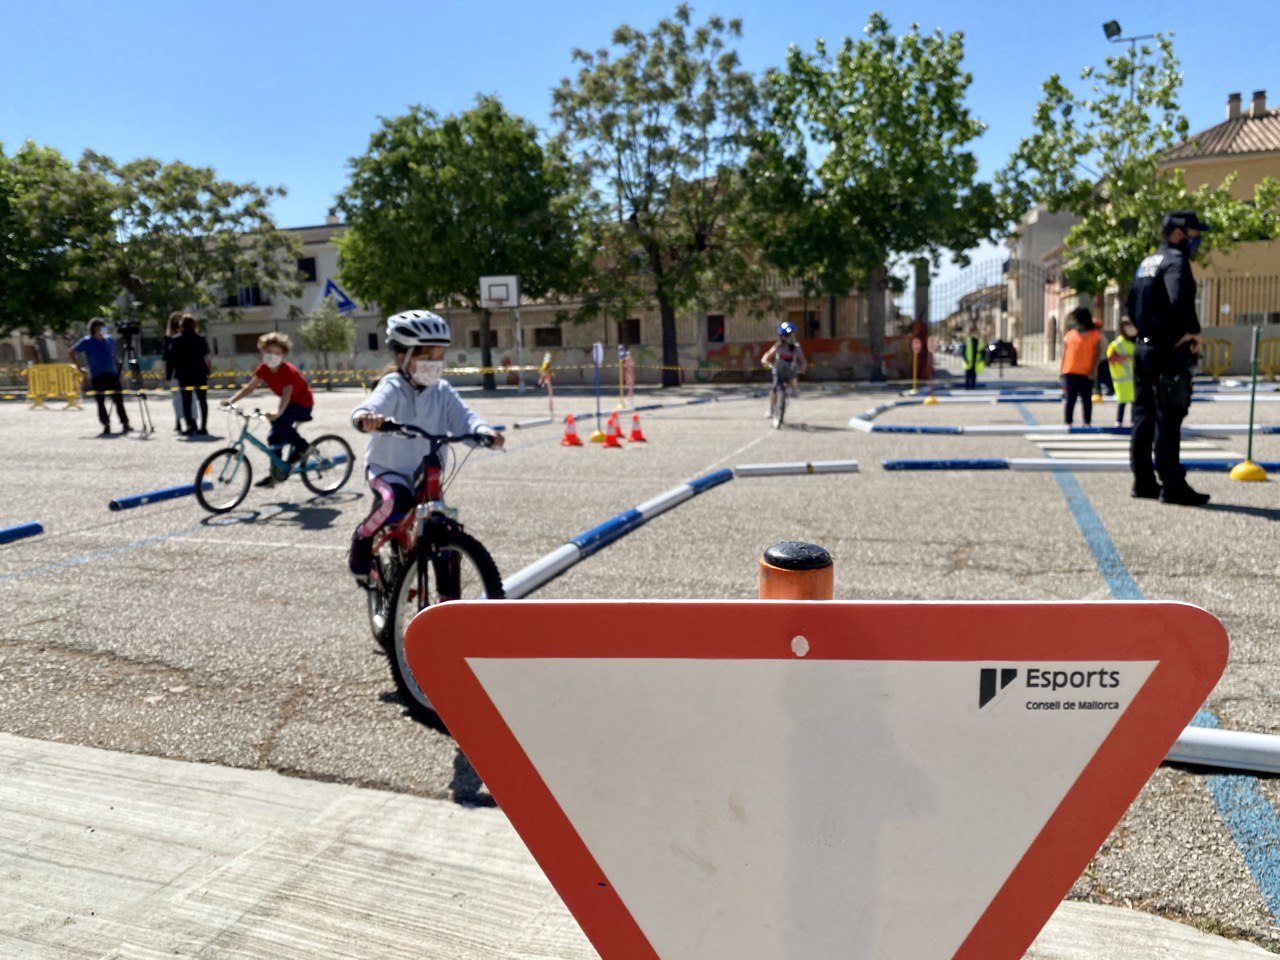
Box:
[0,733,1270,960]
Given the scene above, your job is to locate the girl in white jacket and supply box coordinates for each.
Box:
[347,311,503,581]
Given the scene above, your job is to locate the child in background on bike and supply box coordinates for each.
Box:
[347,311,504,583]
[221,332,315,486]
[761,322,807,419]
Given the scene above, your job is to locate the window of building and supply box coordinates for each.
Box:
[533,326,563,347]
[297,257,318,283]
[617,318,641,345]
[469,328,499,348]
[234,332,266,354]
[222,286,270,308]
[367,332,378,351]
[706,314,725,343]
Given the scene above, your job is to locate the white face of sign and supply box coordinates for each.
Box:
[468,657,1156,960]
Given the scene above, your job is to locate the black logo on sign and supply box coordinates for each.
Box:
[979,667,1018,708]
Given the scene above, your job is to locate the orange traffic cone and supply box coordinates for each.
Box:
[560,413,583,447]
[627,412,647,443]
[602,413,623,448]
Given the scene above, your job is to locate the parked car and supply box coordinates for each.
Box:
[987,340,1018,366]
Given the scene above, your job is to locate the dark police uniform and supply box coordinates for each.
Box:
[1126,239,1200,495]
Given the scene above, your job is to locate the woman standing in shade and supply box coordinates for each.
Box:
[170,314,212,435]
[162,312,186,433]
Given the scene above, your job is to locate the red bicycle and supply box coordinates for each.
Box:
[363,421,504,726]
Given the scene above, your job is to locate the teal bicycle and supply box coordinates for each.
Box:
[194,403,354,513]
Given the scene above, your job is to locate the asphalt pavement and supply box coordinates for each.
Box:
[1,368,1277,956]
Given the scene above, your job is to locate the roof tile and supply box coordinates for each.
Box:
[1163,109,1280,162]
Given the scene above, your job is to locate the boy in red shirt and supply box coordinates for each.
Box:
[221,332,315,485]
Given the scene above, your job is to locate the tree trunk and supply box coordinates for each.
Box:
[480,307,495,391]
[827,294,837,339]
[659,296,679,389]
[866,263,888,382]
[323,350,332,391]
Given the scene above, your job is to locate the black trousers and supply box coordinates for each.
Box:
[90,372,130,429]
[964,367,977,389]
[1063,374,1093,425]
[1130,345,1191,489]
[178,378,208,432]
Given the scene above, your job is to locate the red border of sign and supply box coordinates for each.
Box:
[407,600,1227,960]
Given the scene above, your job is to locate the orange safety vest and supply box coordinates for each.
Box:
[1061,329,1102,377]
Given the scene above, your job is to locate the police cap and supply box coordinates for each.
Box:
[1162,210,1212,235]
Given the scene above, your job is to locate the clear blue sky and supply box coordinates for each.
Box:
[5,0,1278,262]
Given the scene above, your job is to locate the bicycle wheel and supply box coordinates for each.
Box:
[299,434,354,495]
[367,538,404,648]
[772,387,787,429]
[195,448,252,513]
[388,526,504,727]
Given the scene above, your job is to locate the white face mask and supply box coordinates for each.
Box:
[261,353,283,369]
[411,360,443,387]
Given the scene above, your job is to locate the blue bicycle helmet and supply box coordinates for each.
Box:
[778,322,795,338]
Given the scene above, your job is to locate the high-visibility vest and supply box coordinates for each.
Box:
[1106,337,1137,403]
[963,337,985,372]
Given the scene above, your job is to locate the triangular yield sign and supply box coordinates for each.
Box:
[407,600,1226,960]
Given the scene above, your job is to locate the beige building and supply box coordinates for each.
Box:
[1161,89,1280,326]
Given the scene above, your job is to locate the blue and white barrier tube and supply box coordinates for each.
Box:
[734,460,859,477]
[882,458,1280,473]
[502,467,734,599]
[502,458,855,599]
[1168,726,1280,776]
[109,482,210,511]
[852,419,1279,437]
[0,522,44,545]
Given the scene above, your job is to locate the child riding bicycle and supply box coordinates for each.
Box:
[761,322,807,418]
[347,311,503,584]
[221,332,315,487]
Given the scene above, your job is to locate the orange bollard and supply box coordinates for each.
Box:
[627,412,647,442]
[758,541,833,600]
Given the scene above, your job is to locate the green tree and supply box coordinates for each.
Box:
[752,13,1000,379]
[336,95,581,390]
[552,4,764,388]
[0,141,116,337]
[299,297,355,390]
[83,153,302,330]
[998,35,1280,299]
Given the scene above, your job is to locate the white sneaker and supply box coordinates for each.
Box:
[766,409,774,418]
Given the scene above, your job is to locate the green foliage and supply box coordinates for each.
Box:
[0,141,117,336]
[752,13,1000,288]
[999,35,1280,295]
[300,297,355,389]
[300,297,355,355]
[84,153,301,328]
[552,4,764,386]
[336,94,580,388]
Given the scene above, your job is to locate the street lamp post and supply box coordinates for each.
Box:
[1102,20,1156,104]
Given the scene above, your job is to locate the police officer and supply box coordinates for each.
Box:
[1126,211,1211,506]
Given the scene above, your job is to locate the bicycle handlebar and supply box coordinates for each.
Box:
[223,403,265,420]
[376,420,497,448]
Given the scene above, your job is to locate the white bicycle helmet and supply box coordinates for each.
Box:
[385,310,451,349]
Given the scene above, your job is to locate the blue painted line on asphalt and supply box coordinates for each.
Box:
[1016,401,1280,922]
[0,522,208,587]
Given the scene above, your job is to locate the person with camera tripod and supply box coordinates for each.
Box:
[71,319,132,436]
